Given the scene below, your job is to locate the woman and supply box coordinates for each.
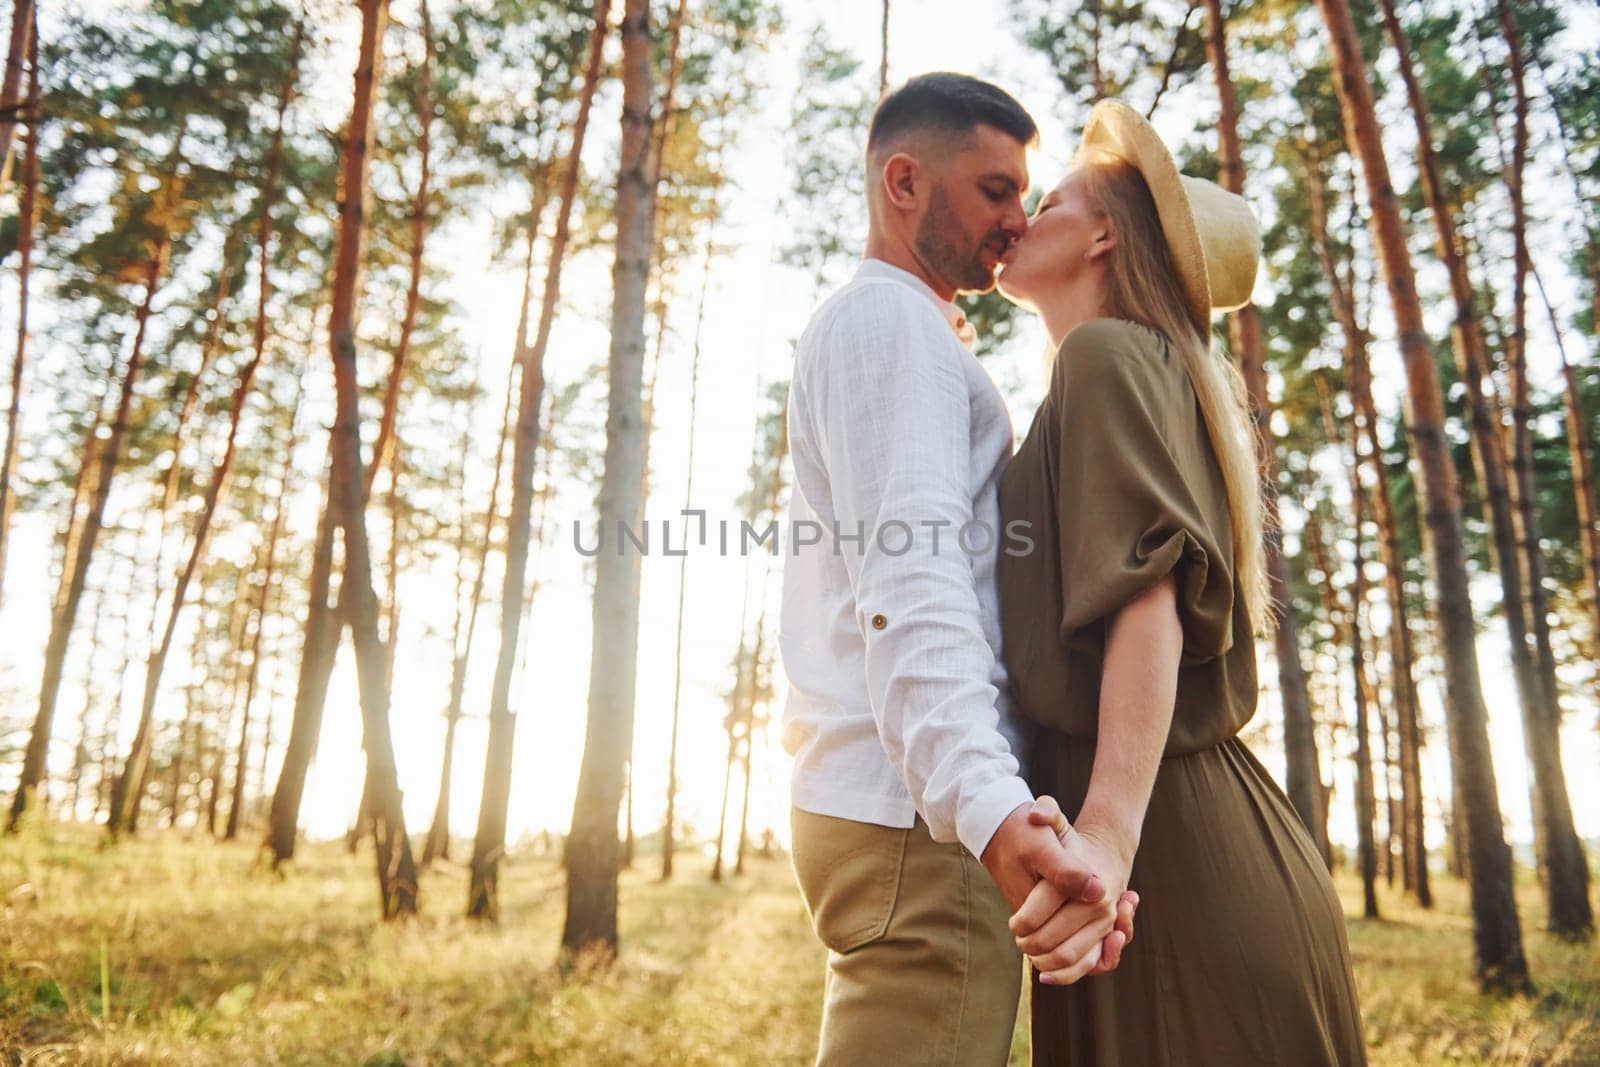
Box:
[993,100,1367,1064]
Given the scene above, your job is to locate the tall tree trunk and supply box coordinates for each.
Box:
[1537,264,1600,661]
[879,0,889,95]
[70,586,106,821]
[1316,0,1529,991]
[1320,379,1381,918]
[424,224,535,870]
[1201,0,1328,862]
[207,571,252,837]
[1377,0,1556,901]
[0,10,36,615]
[223,369,304,842]
[365,0,433,499]
[468,0,610,921]
[0,0,33,191]
[8,136,185,831]
[324,0,417,919]
[265,451,339,867]
[108,44,300,837]
[1302,141,1432,907]
[1495,0,1592,940]
[661,228,718,882]
[1350,495,1380,920]
[734,615,767,879]
[561,0,655,958]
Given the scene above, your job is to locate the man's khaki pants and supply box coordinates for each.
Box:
[790,808,1023,1066]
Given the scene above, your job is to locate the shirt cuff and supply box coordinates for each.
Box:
[955,774,1036,862]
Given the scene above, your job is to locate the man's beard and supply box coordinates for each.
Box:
[915,183,1008,293]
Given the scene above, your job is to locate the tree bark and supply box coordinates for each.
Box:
[561,0,655,958]
[1319,378,1381,918]
[8,134,185,831]
[468,0,610,922]
[879,0,889,96]
[1537,264,1600,664]
[1301,140,1432,907]
[0,9,36,615]
[1316,0,1529,991]
[1200,0,1328,863]
[0,0,33,192]
[1495,0,1592,940]
[223,369,304,841]
[109,36,301,836]
[364,0,433,501]
[265,452,339,867]
[324,0,417,919]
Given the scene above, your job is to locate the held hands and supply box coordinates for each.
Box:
[1009,796,1139,985]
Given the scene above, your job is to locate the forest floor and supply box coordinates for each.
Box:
[1,825,1597,1065]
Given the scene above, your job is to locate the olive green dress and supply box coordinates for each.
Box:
[997,318,1366,1066]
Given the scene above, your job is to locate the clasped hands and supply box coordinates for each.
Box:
[980,797,1139,985]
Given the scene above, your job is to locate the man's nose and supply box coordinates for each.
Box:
[1006,202,1029,238]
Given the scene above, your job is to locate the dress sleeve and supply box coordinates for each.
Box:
[1051,321,1236,665]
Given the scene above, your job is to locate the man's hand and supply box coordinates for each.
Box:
[1009,796,1139,984]
[980,801,1105,911]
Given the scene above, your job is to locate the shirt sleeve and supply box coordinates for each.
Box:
[811,283,1033,859]
[1052,320,1237,664]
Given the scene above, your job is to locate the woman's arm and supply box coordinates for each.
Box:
[1011,573,1182,983]
[1076,572,1182,866]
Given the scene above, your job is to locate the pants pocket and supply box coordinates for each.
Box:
[790,809,908,954]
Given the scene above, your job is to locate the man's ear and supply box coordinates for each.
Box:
[880,152,921,211]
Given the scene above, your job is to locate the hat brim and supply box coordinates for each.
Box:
[1078,100,1212,338]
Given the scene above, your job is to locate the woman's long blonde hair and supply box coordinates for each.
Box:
[1076,148,1273,634]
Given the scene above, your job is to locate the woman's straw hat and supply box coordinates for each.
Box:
[1078,99,1261,337]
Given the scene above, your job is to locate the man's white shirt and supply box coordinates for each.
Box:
[778,257,1034,861]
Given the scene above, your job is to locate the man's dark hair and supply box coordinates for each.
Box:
[867,73,1038,155]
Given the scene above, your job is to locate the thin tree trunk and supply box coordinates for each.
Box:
[1495,0,1593,940]
[8,134,185,830]
[661,225,718,882]
[70,586,106,821]
[1201,0,1328,863]
[1351,493,1380,920]
[734,618,765,879]
[1090,0,1104,102]
[422,424,475,868]
[1317,0,1529,991]
[1302,141,1432,907]
[1536,263,1600,661]
[223,369,304,841]
[207,571,252,837]
[323,0,417,919]
[424,239,531,870]
[1320,377,1382,918]
[265,451,339,868]
[879,0,889,95]
[561,0,655,958]
[365,0,433,499]
[0,0,33,191]
[108,45,300,836]
[0,11,36,615]
[469,0,611,922]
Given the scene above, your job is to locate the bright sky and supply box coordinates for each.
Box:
[0,0,1595,863]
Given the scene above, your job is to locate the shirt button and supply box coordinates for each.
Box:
[870,614,888,631]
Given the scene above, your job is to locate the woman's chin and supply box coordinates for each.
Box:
[995,269,1031,308]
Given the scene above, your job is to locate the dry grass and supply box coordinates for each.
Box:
[1,825,1595,1064]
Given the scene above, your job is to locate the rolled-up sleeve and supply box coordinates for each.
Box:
[811,284,1033,859]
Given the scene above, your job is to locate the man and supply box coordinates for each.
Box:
[779,74,1134,1065]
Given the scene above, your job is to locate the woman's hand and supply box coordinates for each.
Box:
[1009,796,1138,985]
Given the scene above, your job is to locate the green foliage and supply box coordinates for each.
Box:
[779,25,871,290]
[1010,0,1207,120]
